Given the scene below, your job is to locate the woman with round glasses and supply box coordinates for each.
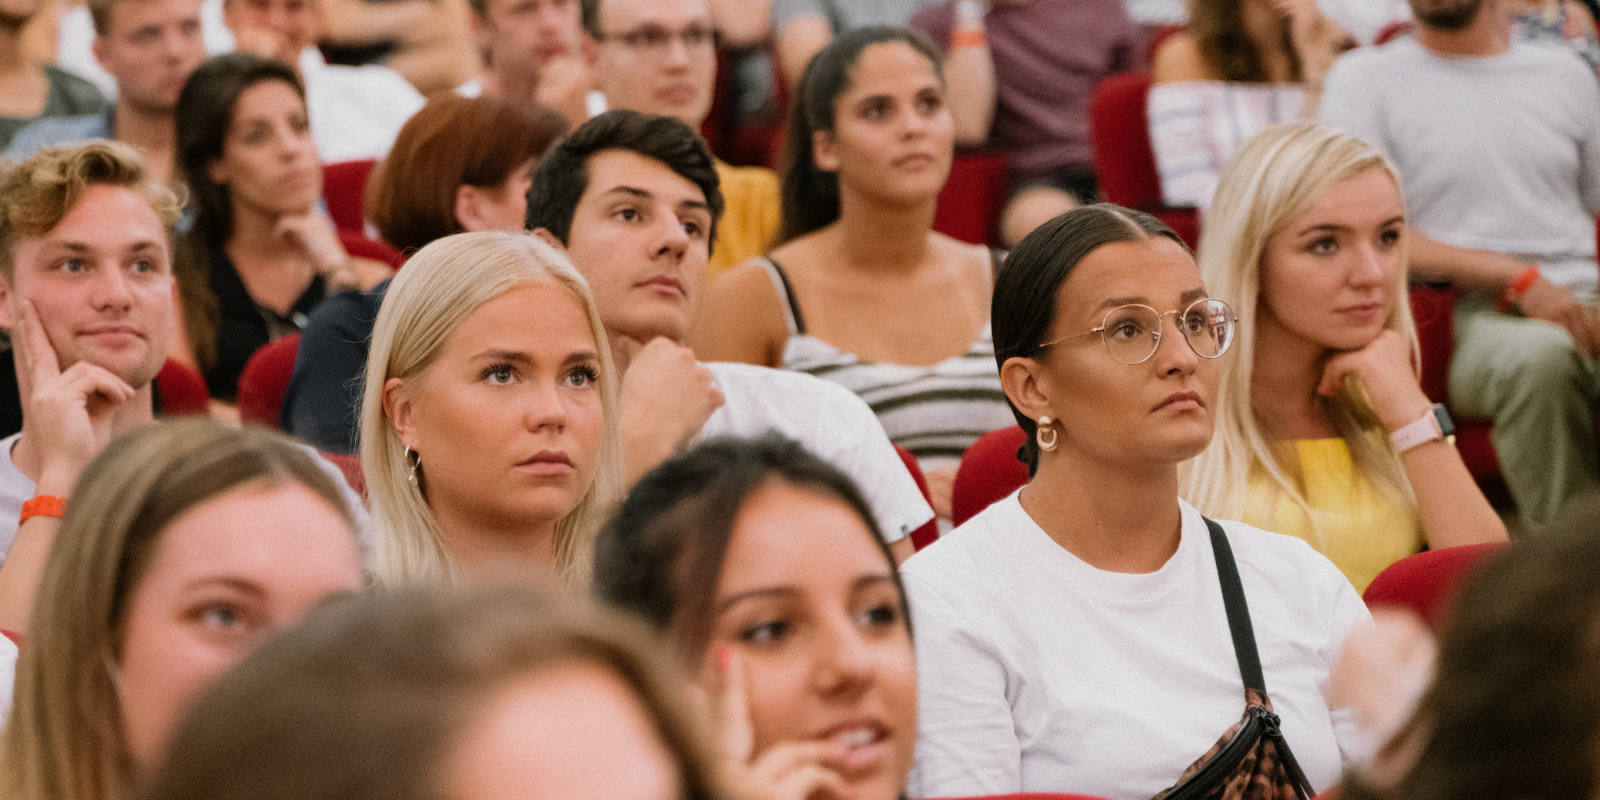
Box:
[902,203,1368,798]
[1183,123,1506,592]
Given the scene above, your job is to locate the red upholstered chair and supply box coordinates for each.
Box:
[320,451,367,498]
[1362,542,1508,630]
[338,229,406,270]
[1088,72,1200,249]
[236,333,301,429]
[895,445,943,551]
[1407,285,1503,485]
[951,426,1029,526]
[933,150,1009,246]
[155,358,210,416]
[322,159,378,232]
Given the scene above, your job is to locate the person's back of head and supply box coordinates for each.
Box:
[139,582,720,800]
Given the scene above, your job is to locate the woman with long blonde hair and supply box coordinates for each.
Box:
[1183,122,1505,590]
[360,231,622,587]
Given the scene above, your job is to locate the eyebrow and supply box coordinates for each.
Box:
[181,576,266,597]
[601,185,711,215]
[1094,288,1207,313]
[39,240,167,256]
[1294,215,1406,236]
[472,348,599,365]
[713,573,898,614]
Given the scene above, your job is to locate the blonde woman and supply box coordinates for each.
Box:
[361,231,622,587]
[1183,122,1506,591]
[0,419,364,800]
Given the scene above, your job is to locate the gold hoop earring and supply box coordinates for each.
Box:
[1036,416,1058,452]
[404,446,420,486]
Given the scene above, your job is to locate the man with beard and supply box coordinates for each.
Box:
[1320,0,1600,527]
[0,0,106,148]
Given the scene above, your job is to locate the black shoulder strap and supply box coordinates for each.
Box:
[764,258,808,335]
[1204,517,1266,695]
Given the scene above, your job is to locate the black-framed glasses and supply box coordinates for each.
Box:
[1038,298,1237,365]
[593,23,717,55]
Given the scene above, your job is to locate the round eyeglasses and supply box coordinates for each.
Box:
[1038,298,1237,365]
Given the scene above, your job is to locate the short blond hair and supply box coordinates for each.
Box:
[0,140,181,281]
[360,231,623,587]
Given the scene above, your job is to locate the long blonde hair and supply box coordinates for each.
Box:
[0,419,357,800]
[360,231,622,587]
[1183,122,1417,544]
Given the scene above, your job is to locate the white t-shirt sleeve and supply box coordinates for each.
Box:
[903,569,1022,797]
[805,382,934,543]
[1318,53,1386,153]
[0,634,16,724]
[1322,566,1375,766]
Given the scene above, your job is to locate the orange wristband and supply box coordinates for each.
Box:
[952,28,986,48]
[1497,264,1541,313]
[20,495,66,524]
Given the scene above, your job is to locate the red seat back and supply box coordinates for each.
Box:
[933,151,1009,246]
[894,445,942,551]
[951,426,1030,526]
[320,451,367,498]
[322,159,378,232]
[1089,72,1201,249]
[155,358,210,416]
[237,333,301,429]
[1363,542,1508,630]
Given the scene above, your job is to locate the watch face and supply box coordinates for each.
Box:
[1432,404,1455,437]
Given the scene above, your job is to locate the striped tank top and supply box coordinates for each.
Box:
[759,257,1016,476]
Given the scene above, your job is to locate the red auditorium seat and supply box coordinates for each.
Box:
[1089,72,1200,249]
[895,445,942,551]
[1363,542,1507,630]
[339,229,406,270]
[320,451,367,498]
[236,333,301,429]
[952,426,1029,526]
[934,150,1009,247]
[1407,285,1503,486]
[155,358,210,416]
[322,159,378,232]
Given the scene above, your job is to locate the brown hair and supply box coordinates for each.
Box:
[0,141,181,281]
[1186,0,1298,83]
[139,583,720,800]
[0,419,357,800]
[365,95,567,254]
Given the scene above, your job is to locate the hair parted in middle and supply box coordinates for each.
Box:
[359,230,622,587]
[1181,122,1416,547]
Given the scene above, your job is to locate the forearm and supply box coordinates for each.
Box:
[315,0,437,46]
[1399,440,1509,548]
[776,16,831,89]
[0,519,58,636]
[943,1,996,146]
[1407,230,1530,291]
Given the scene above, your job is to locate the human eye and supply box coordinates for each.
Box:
[1307,235,1338,255]
[915,89,943,114]
[859,601,901,628]
[565,363,600,388]
[858,97,891,121]
[681,216,708,239]
[612,205,641,223]
[480,362,516,385]
[130,257,158,275]
[1105,312,1147,341]
[682,24,715,47]
[632,27,669,48]
[1378,227,1403,248]
[738,618,791,646]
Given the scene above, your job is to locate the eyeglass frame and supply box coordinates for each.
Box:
[1034,297,1237,365]
[591,23,719,55]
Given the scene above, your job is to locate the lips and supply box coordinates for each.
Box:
[638,275,685,298]
[892,152,936,170]
[78,324,142,341]
[517,450,573,475]
[1154,390,1203,412]
[657,84,699,105]
[818,720,890,776]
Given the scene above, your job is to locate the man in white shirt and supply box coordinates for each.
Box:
[222,0,424,162]
[1320,0,1600,526]
[528,109,934,559]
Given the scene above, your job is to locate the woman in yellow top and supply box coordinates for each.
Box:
[1182,122,1506,590]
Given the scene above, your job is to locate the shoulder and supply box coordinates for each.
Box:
[1198,505,1358,609]
[902,494,1019,584]
[3,113,105,159]
[302,280,387,340]
[1332,37,1413,74]
[43,66,106,111]
[1151,31,1218,83]
[1508,38,1600,81]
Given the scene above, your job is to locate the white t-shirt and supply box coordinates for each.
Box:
[698,362,934,544]
[902,492,1368,799]
[0,431,370,568]
[1320,38,1600,294]
[299,48,425,164]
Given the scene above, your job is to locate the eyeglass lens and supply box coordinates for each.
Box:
[1101,299,1234,364]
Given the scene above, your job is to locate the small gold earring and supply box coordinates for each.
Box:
[1036,416,1058,452]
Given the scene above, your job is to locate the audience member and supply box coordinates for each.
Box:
[140,584,719,800]
[460,0,596,128]
[361,231,623,586]
[0,0,106,149]
[5,0,206,187]
[594,434,916,800]
[1149,0,1348,210]
[315,0,479,94]
[1320,0,1600,526]
[0,419,363,800]
[173,53,389,402]
[0,141,179,575]
[584,0,780,276]
[911,0,1144,247]
[283,94,567,454]
[221,0,424,161]
[773,0,934,88]
[904,205,1366,798]
[1338,494,1600,800]
[51,0,234,99]
[1184,122,1506,591]
[692,28,1011,519]
[526,109,934,560]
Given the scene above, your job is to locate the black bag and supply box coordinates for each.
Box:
[1151,518,1317,800]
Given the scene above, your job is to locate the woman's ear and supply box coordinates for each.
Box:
[382,377,418,449]
[454,184,486,232]
[1001,355,1054,424]
[812,129,840,174]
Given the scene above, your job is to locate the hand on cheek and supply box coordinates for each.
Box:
[1315,330,1431,431]
[710,645,850,800]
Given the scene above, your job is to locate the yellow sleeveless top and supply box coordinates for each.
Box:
[1242,437,1422,592]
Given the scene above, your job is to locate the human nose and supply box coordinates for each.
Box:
[810,614,875,697]
[1349,241,1388,288]
[659,31,693,66]
[1151,311,1199,374]
[523,378,569,431]
[653,213,689,260]
[92,265,135,311]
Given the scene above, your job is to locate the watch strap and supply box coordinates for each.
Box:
[1391,403,1451,453]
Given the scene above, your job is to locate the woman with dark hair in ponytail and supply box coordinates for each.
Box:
[902,203,1369,799]
[691,26,1013,520]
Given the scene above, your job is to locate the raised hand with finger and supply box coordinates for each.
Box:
[710,645,851,800]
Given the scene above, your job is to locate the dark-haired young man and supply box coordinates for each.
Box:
[528,110,931,559]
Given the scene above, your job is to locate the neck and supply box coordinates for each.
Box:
[1249,314,1330,437]
[1019,448,1183,573]
[0,24,28,71]
[227,200,294,261]
[832,190,939,276]
[113,102,178,182]
[12,383,156,483]
[432,505,561,580]
[480,66,540,107]
[1417,5,1512,56]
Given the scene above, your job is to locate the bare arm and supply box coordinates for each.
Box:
[940,1,997,147]
[709,0,774,49]
[689,259,789,367]
[314,0,439,47]
[776,15,833,91]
